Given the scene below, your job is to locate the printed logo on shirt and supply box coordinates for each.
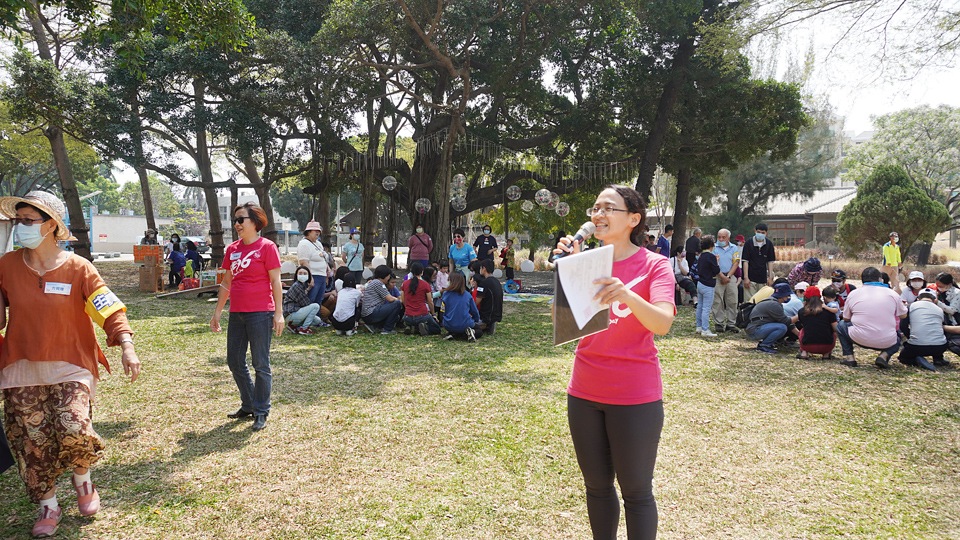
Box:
[610,273,649,321]
[231,249,258,276]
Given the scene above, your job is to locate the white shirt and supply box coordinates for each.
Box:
[297,238,328,276]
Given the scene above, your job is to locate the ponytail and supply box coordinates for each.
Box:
[409,261,423,294]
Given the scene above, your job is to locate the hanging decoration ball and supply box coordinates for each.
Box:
[520,259,535,273]
[493,269,503,279]
[451,196,467,212]
[372,256,386,268]
[415,198,432,214]
[453,173,467,186]
[544,192,560,210]
[535,188,552,206]
[506,185,522,201]
[555,202,570,217]
[521,200,535,212]
[382,175,397,191]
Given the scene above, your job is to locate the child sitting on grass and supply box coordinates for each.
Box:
[441,271,482,342]
[331,273,362,336]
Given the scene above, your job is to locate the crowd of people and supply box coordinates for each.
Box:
[668,222,958,372]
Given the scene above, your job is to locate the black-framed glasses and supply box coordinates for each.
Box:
[233,216,251,224]
[586,206,630,217]
[12,217,47,226]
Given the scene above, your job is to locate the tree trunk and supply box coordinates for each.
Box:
[672,165,692,253]
[130,92,156,231]
[25,2,92,260]
[317,186,331,246]
[229,185,239,243]
[243,155,278,245]
[193,80,226,267]
[46,126,92,260]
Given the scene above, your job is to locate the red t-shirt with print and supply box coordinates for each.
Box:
[222,237,281,312]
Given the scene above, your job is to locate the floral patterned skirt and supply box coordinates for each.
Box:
[3,381,104,502]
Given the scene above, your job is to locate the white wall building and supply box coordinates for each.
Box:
[217,195,299,233]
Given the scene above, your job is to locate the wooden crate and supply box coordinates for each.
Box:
[139,265,163,293]
[134,245,163,264]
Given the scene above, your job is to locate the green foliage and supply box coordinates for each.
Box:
[119,175,183,218]
[836,165,951,253]
[843,104,960,228]
[480,185,597,253]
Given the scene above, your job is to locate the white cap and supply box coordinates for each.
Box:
[795,281,809,291]
[908,271,924,281]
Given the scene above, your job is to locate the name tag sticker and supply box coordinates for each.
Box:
[44,282,72,295]
[230,252,242,260]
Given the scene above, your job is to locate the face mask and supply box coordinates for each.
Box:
[416,228,423,234]
[911,280,923,289]
[832,280,843,286]
[755,233,766,242]
[297,274,309,283]
[717,241,728,248]
[892,237,899,243]
[15,224,47,249]
[483,229,491,235]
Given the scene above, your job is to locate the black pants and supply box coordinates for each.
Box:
[568,395,663,540]
[169,268,182,288]
[899,342,947,365]
[331,313,358,331]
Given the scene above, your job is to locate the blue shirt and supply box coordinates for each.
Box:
[448,243,476,269]
[343,242,364,271]
[657,236,670,257]
[168,251,186,272]
[441,290,480,332]
[712,243,738,273]
[783,294,804,318]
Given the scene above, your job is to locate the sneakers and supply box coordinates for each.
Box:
[465,327,476,342]
[916,357,937,372]
[295,327,314,335]
[365,324,380,334]
[714,325,726,334]
[701,329,718,337]
[724,325,740,334]
[345,329,357,336]
[756,344,777,354]
[443,333,454,340]
[418,322,430,336]
[316,320,331,328]
[73,478,100,516]
[32,505,62,538]
[285,322,297,334]
[380,329,397,335]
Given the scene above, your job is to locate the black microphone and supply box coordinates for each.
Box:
[552,222,596,261]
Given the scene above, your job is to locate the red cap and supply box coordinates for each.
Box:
[804,286,821,299]
[735,234,745,242]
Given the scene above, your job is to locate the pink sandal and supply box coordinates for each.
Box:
[73,477,101,516]
[31,505,62,538]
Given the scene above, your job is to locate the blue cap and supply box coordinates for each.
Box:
[772,283,792,299]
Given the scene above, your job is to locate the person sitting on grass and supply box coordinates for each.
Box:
[283,265,322,335]
[441,270,482,342]
[474,259,503,335]
[331,274,362,336]
[360,265,403,335]
[837,266,908,369]
[898,288,950,371]
[401,262,441,336]
[745,282,795,354]
[423,265,443,314]
[795,286,837,360]
[900,271,927,305]
[933,272,960,326]
[435,260,450,290]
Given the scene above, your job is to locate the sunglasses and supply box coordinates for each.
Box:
[454,235,463,240]
[11,217,47,226]
[233,216,251,224]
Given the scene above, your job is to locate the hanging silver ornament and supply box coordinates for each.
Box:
[555,202,570,217]
[382,176,397,191]
[506,185,521,201]
[535,188,551,206]
[522,200,534,212]
[545,192,560,210]
[415,198,432,214]
[451,196,467,212]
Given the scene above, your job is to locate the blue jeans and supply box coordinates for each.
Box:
[696,282,715,330]
[748,322,788,348]
[226,311,273,417]
[285,303,321,328]
[362,300,402,331]
[403,314,440,334]
[836,320,901,357]
[308,276,326,305]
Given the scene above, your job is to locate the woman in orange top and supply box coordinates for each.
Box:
[0,191,140,538]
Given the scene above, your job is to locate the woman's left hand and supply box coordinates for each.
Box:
[273,312,285,337]
[121,347,141,383]
[593,277,631,306]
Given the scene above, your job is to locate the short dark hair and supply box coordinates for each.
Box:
[671,244,684,258]
[234,202,268,232]
[699,234,716,251]
[374,264,393,280]
[861,267,882,283]
[822,285,838,299]
[342,274,357,288]
[453,228,465,237]
[172,242,181,252]
[664,224,674,233]
[773,277,789,286]
[755,223,768,231]
[335,266,350,281]
[480,259,494,273]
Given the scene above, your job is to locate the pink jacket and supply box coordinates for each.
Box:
[408,233,434,261]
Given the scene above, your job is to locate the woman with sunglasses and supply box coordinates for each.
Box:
[210,203,284,432]
[0,191,140,537]
[448,228,477,276]
[555,185,676,540]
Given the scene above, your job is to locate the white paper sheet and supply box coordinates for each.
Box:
[555,244,614,329]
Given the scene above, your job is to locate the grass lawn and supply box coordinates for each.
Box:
[2,261,959,539]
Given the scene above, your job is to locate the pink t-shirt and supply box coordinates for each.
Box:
[842,284,907,349]
[567,247,676,406]
[222,237,281,313]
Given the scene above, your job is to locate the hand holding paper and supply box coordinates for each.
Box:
[555,244,615,330]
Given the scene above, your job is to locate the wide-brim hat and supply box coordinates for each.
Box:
[0,190,72,241]
[304,220,323,233]
[803,257,821,273]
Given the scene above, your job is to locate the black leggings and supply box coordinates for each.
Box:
[568,395,663,540]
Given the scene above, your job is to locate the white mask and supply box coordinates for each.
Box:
[910,280,923,289]
[297,274,309,283]
[15,223,48,250]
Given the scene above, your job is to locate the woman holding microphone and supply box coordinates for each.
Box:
[555,185,675,540]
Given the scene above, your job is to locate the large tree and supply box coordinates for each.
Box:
[836,164,950,263]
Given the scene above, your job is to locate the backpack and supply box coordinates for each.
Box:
[688,260,700,284]
[735,301,756,329]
